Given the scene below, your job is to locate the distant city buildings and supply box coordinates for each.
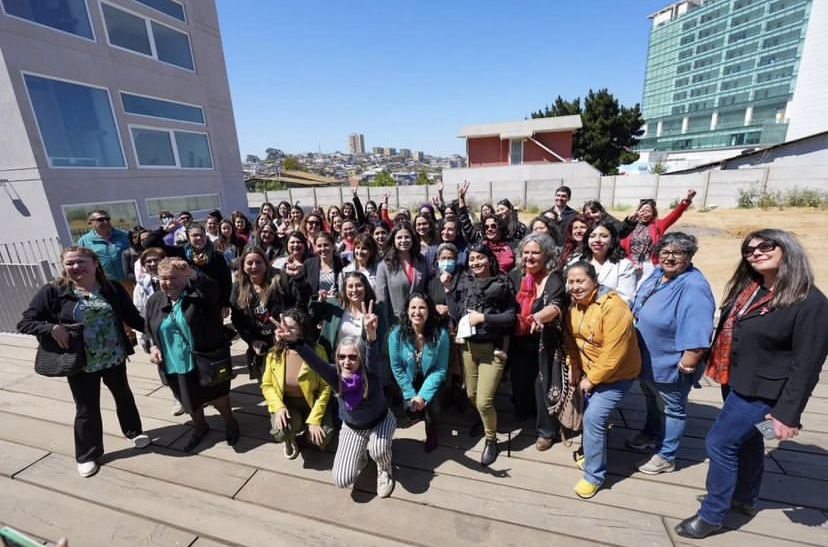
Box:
[348,133,365,155]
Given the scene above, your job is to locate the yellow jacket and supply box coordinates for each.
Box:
[260,343,332,425]
[564,290,641,386]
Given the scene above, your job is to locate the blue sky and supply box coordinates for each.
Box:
[216,0,669,158]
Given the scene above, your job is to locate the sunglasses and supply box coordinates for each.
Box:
[90,216,110,222]
[743,240,777,258]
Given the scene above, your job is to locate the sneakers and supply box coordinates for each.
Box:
[626,432,657,450]
[535,437,553,451]
[573,478,600,499]
[637,454,675,475]
[376,468,395,498]
[171,399,185,416]
[283,438,299,460]
[77,461,98,478]
[132,433,151,448]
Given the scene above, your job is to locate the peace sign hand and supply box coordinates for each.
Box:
[362,300,378,341]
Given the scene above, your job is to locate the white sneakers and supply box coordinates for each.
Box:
[132,434,151,448]
[638,454,676,475]
[376,468,394,498]
[77,461,98,478]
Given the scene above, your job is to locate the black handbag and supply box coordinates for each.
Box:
[193,346,232,387]
[34,323,86,377]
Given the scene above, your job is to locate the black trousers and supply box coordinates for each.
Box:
[508,335,540,421]
[67,363,143,463]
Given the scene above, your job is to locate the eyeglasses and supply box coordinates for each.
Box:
[307,220,321,226]
[743,240,777,257]
[338,353,359,361]
[484,223,498,229]
[658,250,687,259]
[90,216,110,222]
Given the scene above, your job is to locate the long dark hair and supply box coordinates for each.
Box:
[235,246,284,309]
[398,292,441,345]
[274,308,315,354]
[497,198,522,241]
[384,221,420,271]
[466,242,500,277]
[337,271,376,309]
[580,219,627,264]
[722,229,814,310]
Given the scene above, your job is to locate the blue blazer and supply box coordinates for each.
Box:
[388,326,449,404]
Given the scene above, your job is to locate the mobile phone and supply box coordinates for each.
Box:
[754,419,776,440]
[0,526,47,547]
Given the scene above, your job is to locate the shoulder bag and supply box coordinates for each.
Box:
[34,322,86,377]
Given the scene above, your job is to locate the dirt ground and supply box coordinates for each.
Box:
[526,207,828,304]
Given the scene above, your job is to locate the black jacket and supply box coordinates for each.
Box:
[230,270,310,348]
[301,254,345,298]
[18,281,144,356]
[724,286,828,427]
[446,271,516,344]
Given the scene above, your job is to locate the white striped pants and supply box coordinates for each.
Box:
[332,410,396,488]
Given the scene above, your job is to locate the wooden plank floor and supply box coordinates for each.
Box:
[0,332,825,547]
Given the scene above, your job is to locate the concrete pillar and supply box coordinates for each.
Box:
[710,111,719,130]
[681,117,689,134]
[656,120,663,137]
[744,106,753,126]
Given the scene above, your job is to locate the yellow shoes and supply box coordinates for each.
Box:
[574,478,600,499]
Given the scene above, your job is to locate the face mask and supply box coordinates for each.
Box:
[438,259,456,273]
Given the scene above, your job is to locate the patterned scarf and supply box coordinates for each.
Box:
[340,372,364,411]
[515,269,546,336]
[705,282,773,384]
[185,242,212,267]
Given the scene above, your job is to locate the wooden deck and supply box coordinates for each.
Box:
[0,332,825,547]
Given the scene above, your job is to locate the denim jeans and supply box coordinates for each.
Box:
[582,379,633,486]
[640,374,693,462]
[699,390,770,526]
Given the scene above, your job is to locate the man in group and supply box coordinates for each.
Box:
[552,185,577,230]
[172,210,193,246]
[76,210,132,283]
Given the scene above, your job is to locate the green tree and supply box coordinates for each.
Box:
[531,88,644,175]
[245,154,260,164]
[369,171,395,187]
[415,169,429,185]
[282,155,304,171]
[265,148,284,162]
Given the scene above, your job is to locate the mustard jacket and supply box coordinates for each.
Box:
[261,343,332,425]
[564,290,641,386]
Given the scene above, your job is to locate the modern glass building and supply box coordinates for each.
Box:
[639,0,813,152]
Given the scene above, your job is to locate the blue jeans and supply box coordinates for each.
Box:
[640,374,693,462]
[582,379,633,486]
[699,390,770,526]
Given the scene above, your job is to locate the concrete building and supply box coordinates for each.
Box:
[348,132,365,155]
[0,0,246,244]
[639,0,820,161]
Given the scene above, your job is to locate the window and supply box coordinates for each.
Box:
[758,47,798,66]
[146,194,220,219]
[756,66,794,83]
[101,2,194,71]
[130,126,212,168]
[130,0,185,21]
[753,86,790,101]
[121,93,204,123]
[24,74,125,168]
[1,0,93,38]
[674,77,689,88]
[64,200,139,241]
[681,19,697,31]
[695,38,723,54]
[762,29,801,50]
[721,76,753,91]
[676,63,692,74]
[725,41,758,59]
[680,34,695,46]
[509,139,522,165]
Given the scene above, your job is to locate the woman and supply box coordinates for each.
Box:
[388,293,450,452]
[581,220,637,306]
[457,182,515,274]
[145,258,240,452]
[675,229,828,539]
[302,213,325,247]
[310,271,388,362]
[252,212,272,241]
[215,220,242,267]
[337,218,360,263]
[560,213,591,266]
[276,201,292,223]
[261,308,335,459]
[582,201,627,236]
[339,233,380,289]
[445,243,516,466]
[303,231,344,298]
[133,247,166,346]
[563,261,641,499]
[620,189,695,285]
[414,213,439,263]
[326,205,342,230]
[260,202,276,220]
[18,246,149,478]
[183,224,232,313]
[287,205,304,233]
[371,222,390,255]
[231,246,310,380]
[507,233,566,448]
[276,307,396,498]
[375,221,431,326]
[256,221,282,264]
[273,230,310,272]
[437,216,467,267]
[495,198,527,245]
[628,233,715,475]
[231,211,253,246]
[205,215,221,243]
[529,216,562,246]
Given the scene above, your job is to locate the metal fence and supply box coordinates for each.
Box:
[0,237,62,333]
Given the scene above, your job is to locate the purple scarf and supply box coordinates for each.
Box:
[340,372,364,411]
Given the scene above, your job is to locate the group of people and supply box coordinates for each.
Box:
[18,181,826,538]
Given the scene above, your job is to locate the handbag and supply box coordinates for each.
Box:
[34,323,86,377]
[193,346,232,387]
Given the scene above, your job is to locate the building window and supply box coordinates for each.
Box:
[24,74,125,168]
[146,194,220,219]
[1,0,93,39]
[121,92,204,124]
[130,126,213,169]
[101,2,194,71]
[130,0,185,22]
[509,139,522,165]
[64,200,140,241]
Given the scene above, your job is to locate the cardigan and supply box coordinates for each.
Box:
[260,343,332,425]
[308,298,389,362]
[375,255,430,325]
[388,327,449,403]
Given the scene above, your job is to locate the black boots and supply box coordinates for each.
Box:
[481,439,499,466]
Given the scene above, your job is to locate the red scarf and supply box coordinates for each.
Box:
[515,269,546,336]
[705,282,773,384]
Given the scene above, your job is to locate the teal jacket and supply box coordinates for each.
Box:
[388,326,449,404]
[76,228,131,281]
[308,297,389,362]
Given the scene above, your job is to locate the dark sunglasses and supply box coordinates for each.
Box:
[743,240,777,258]
[91,216,110,222]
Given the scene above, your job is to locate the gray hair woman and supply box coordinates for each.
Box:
[507,232,567,450]
[627,232,715,474]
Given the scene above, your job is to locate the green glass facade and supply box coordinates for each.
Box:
[640,0,812,151]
